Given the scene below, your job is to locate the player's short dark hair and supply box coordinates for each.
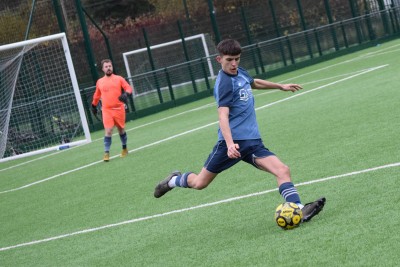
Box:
[100,59,112,68]
[217,39,242,56]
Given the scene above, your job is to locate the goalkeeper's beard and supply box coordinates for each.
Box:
[105,70,113,76]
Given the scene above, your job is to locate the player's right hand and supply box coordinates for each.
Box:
[91,104,97,115]
[227,143,241,159]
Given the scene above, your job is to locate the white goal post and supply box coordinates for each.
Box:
[122,33,215,90]
[0,33,91,162]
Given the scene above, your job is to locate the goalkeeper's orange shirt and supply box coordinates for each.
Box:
[92,74,133,109]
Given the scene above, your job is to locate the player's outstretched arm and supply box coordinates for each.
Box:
[251,78,302,92]
[279,83,302,92]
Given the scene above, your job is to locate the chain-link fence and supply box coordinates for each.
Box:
[1,0,400,130]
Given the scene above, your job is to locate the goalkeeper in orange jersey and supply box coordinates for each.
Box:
[92,59,133,162]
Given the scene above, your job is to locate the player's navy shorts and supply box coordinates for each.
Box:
[204,139,275,173]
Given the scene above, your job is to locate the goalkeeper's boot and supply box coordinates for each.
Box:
[154,171,181,198]
[120,148,128,158]
[103,152,110,162]
[301,197,326,222]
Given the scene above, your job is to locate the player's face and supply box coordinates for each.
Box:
[217,54,241,75]
[102,62,113,76]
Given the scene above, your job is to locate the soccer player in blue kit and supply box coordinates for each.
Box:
[154,39,325,222]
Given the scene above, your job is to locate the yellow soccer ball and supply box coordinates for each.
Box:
[275,202,303,230]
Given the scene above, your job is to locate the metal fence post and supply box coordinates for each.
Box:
[164,68,175,101]
[240,7,260,75]
[377,0,390,34]
[82,8,116,74]
[324,0,340,51]
[340,21,349,48]
[25,0,37,40]
[52,0,66,33]
[349,0,363,44]
[177,20,198,93]
[268,0,287,66]
[200,58,211,92]
[364,0,376,40]
[388,0,400,32]
[142,27,163,103]
[313,28,323,56]
[75,0,99,84]
[207,0,221,44]
[296,0,313,58]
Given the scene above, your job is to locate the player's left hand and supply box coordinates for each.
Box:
[118,92,129,103]
[281,84,302,92]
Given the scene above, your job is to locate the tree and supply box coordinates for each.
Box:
[82,0,155,23]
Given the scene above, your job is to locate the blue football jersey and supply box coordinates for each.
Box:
[214,67,261,141]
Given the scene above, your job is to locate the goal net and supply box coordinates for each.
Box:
[0,33,91,162]
[122,33,216,95]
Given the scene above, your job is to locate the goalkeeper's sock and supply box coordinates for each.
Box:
[120,132,127,148]
[104,136,112,152]
[279,182,301,206]
[168,172,192,188]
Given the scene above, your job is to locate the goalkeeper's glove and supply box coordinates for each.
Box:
[118,92,130,104]
[91,104,97,115]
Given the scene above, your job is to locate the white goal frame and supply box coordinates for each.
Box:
[122,33,215,90]
[0,33,91,162]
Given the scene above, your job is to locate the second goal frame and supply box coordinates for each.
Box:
[122,33,215,90]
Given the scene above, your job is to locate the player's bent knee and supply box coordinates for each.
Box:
[281,164,290,175]
[275,164,291,180]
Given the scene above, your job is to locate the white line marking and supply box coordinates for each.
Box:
[1,161,399,252]
[255,65,388,111]
[0,145,82,172]
[0,65,389,194]
[299,69,374,85]
[279,43,400,83]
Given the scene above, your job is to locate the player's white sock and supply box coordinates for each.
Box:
[168,176,178,188]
